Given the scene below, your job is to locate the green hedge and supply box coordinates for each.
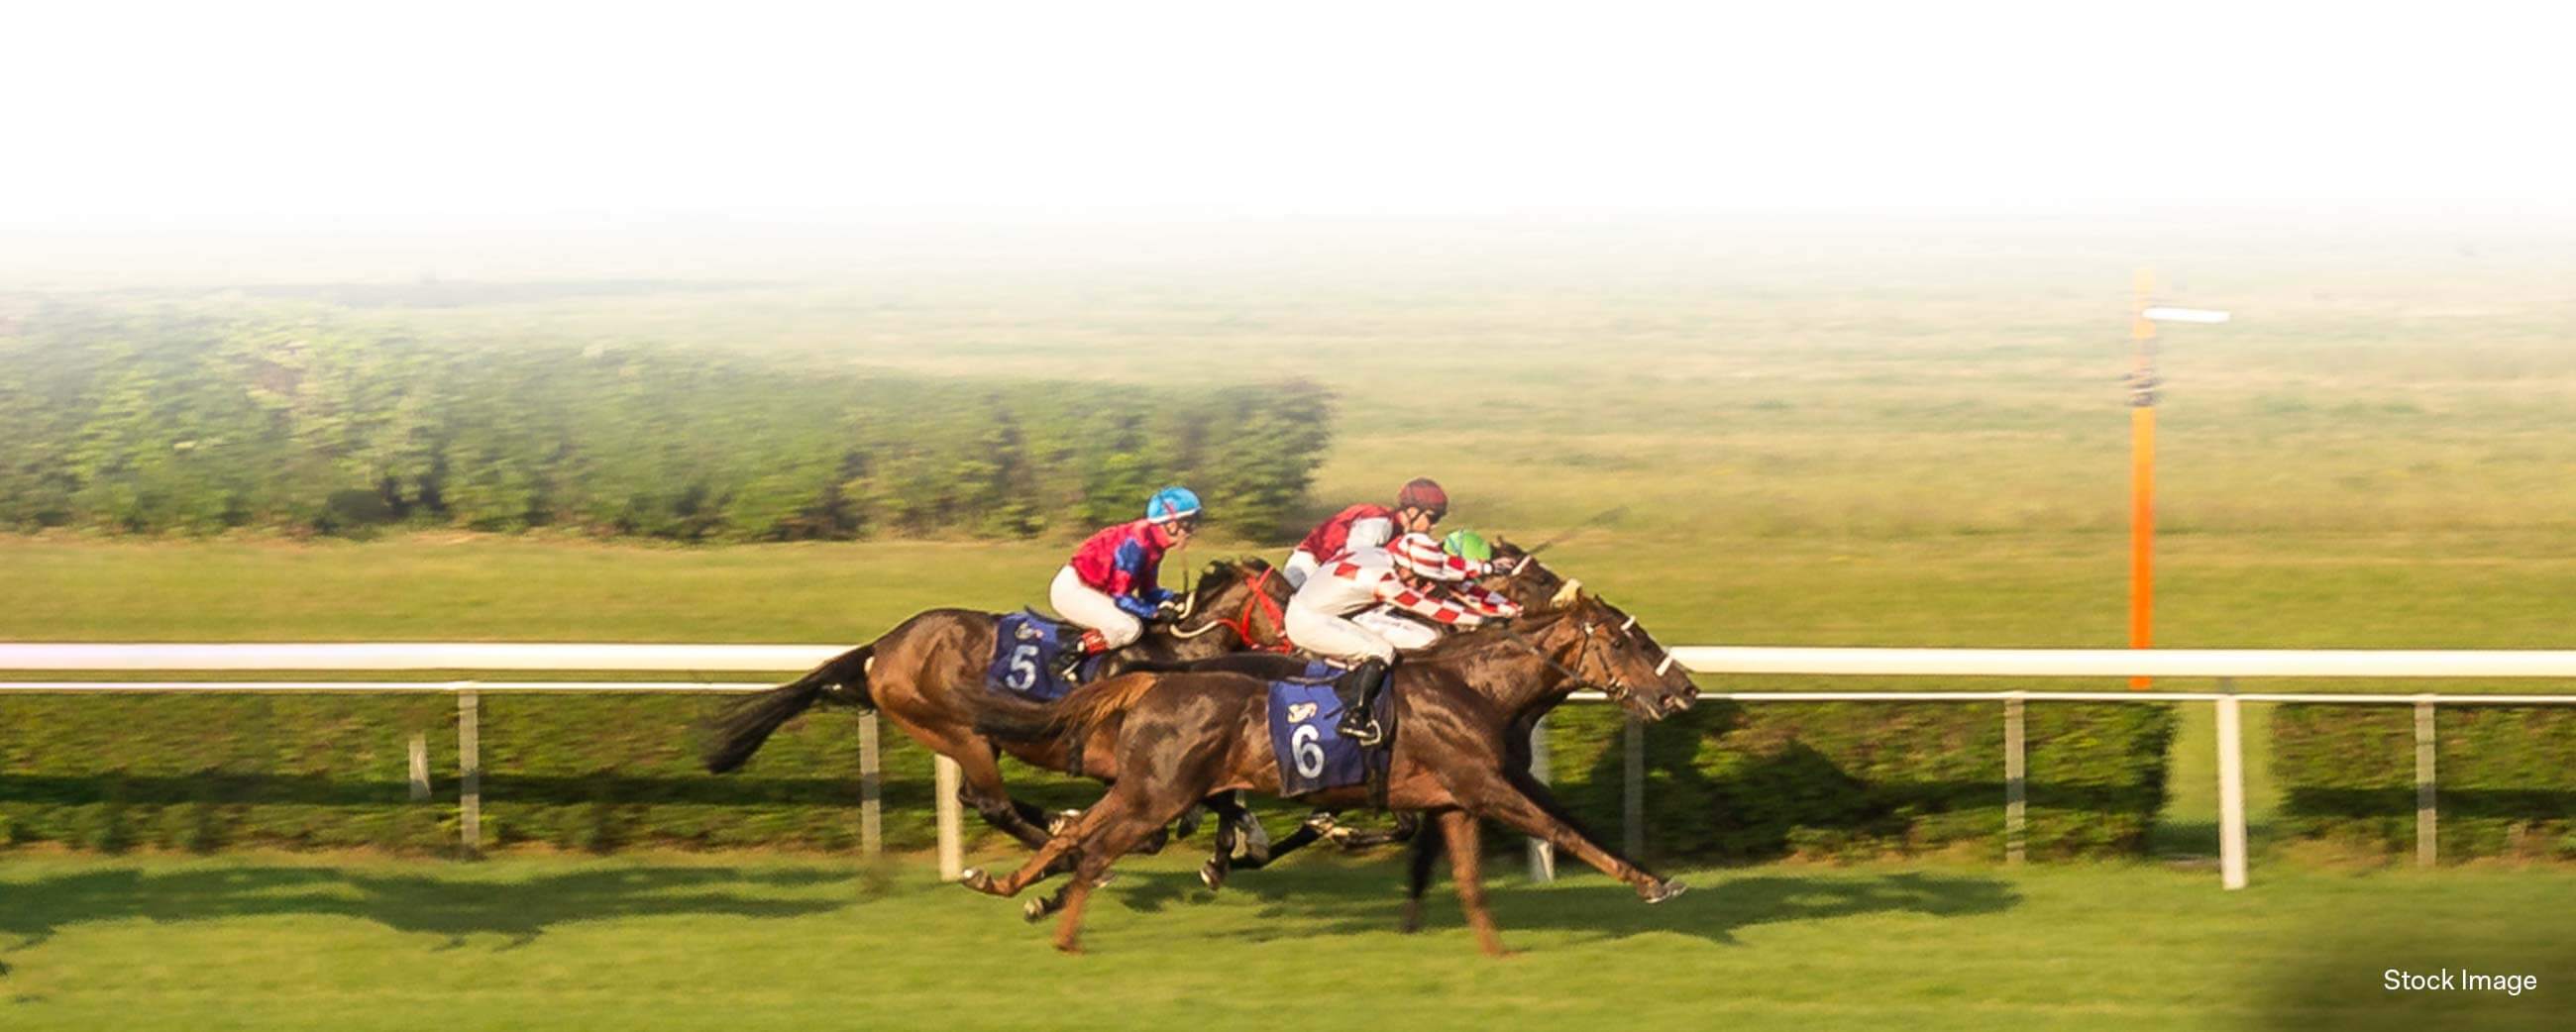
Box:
[0,303,1334,541]
[0,693,2172,859]
[1541,698,2175,862]
[0,694,1098,855]
[2276,704,2576,860]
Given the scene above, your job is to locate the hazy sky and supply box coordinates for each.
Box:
[8,1,2571,222]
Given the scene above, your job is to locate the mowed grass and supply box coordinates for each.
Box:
[9,530,2576,858]
[2,852,2570,1032]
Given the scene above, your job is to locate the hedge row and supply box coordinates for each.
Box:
[0,692,2172,861]
[2275,704,2576,860]
[1541,698,2175,862]
[0,302,1334,540]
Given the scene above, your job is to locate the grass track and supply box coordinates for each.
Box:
[2,852,2569,1031]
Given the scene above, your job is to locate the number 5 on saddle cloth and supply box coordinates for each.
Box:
[985,612,1107,702]
[1266,660,1396,799]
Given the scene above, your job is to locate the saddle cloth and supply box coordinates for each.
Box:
[1266,659,1393,796]
[985,611,1105,702]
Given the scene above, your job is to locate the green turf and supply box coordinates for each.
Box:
[1,851,2567,1031]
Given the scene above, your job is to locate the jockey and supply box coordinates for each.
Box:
[1049,486,1203,677]
[1285,477,1509,588]
[1285,530,1521,745]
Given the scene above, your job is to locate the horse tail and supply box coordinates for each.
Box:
[974,672,1163,745]
[701,644,875,774]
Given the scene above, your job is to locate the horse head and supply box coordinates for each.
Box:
[1527,584,1697,721]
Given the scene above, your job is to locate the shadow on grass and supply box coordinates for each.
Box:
[0,865,850,953]
[1115,863,2021,948]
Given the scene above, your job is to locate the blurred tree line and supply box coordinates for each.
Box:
[0,304,1335,541]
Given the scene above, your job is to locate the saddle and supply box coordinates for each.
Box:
[987,610,1108,701]
[1266,658,1397,807]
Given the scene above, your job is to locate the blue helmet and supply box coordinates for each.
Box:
[1145,486,1203,525]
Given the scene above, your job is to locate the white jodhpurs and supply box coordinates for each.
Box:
[1049,565,1143,648]
[1285,603,1399,666]
[1350,606,1442,653]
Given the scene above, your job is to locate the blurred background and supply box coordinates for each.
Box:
[4,3,2574,1029]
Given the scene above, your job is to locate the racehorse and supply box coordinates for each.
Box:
[1183,536,1569,883]
[959,580,1699,955]
[698,558,1296,857]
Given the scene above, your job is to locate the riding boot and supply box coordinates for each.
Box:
[1337,658,1391,747]
[1054,628,1109,685]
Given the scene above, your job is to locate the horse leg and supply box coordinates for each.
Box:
[1438,809,1509,957]
[1448,770,1682,903]
[962,800,1117,897]
[949,743,1055,850]
[1048,801,1178,954]
[1400,810,1446,934]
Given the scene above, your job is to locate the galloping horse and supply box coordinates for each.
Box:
[961,581,1700,955]
[699,558,1295,855]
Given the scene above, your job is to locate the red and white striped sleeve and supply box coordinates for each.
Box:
[1388,533,1480,582]
[1374,579,1486,627]
[1451,584,1522,619]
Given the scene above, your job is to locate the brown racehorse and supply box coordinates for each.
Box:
[960,581,1699,955]
[699,558,1295,856]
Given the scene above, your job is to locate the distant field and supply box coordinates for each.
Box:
[2,852,2569,1032]
[6,218,2575,858]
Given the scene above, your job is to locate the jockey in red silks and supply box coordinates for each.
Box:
[1285,530,1521,745]
[1285,477,1510,588]
[1048,486,1203,676]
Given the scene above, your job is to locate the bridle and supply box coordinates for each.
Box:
[1168,564,1292,651]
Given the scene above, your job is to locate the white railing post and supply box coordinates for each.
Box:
[2415,697,2437,869]
[2004,693,2026,865]
[1527,716,1556,882]
[457,683,482,855]
[860,711,883,861]
[934,755,963,880]
[1623,715,1646,859]
[2215,678,2247,890]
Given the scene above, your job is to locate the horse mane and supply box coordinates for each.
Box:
[1408,600,1583,664]
[1188,556,1274,600]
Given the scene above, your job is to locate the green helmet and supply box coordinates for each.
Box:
[1441,529,1493,564]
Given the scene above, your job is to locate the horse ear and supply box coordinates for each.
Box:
[1550,578,1584,607]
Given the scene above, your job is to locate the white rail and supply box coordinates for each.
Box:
[8,643,2576,888]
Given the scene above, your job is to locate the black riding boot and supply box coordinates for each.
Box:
[1337,658,1391,747]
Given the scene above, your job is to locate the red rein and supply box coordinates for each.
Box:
[1226,566,1295,652]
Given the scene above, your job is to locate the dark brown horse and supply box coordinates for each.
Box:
[959,581,1699,955]
[698,558,1295,855]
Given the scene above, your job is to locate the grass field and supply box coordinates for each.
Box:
[7,218,2576,1027]
[2,851,2569,1032]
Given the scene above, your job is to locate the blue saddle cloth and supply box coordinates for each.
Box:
[986,611,1106,702]
[1267,660,1380,795]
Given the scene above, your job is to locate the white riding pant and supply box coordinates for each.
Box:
[1285,603,1438,665]
[1048,565,1143,648]
[1282,549,1322,588]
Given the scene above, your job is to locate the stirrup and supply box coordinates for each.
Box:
[1342,717,1383,748]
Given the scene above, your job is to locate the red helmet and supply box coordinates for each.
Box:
[1395,477,1448,518]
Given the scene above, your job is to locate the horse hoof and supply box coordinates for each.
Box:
[957,868,989,891]
[1022,896,1052,923]
[1093,872,1117,889]
[1199,860,1225,891]
[1644,878,1688,904]
[1049,810,1080,836]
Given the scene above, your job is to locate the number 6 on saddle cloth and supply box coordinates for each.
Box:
[1265,660,1392,797]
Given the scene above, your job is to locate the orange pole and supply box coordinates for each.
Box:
[2129,270,2156,690]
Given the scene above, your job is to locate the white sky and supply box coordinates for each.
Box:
[5,0,2572,222]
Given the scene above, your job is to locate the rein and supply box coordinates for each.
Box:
[1488,617,1623,702]
[1169,565,1292,651]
